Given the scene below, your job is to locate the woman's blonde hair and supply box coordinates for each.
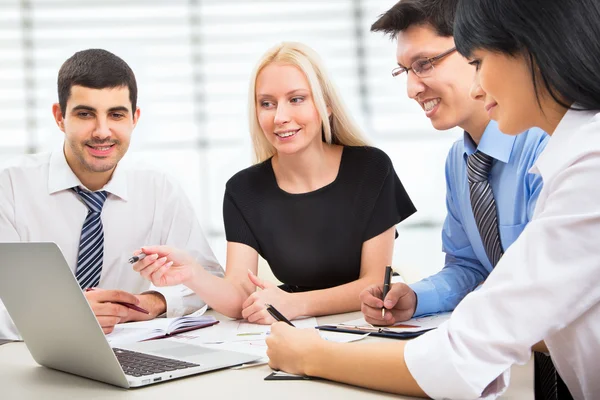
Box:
[248,42,369,164]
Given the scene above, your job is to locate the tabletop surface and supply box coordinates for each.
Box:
[0,311,533,399]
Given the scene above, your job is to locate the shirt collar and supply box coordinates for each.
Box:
[463,120,516,163]
[47,144,129,201]
[531,107,598,179]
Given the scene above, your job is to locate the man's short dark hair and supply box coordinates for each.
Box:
[57,49,138,116]
[371,0,458,38]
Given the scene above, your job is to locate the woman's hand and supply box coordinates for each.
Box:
[266,322,324,376]
[132,246,198,287]
[241,270,300,324]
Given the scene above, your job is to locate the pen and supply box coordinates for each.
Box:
[265,304,295,327]
[128,253,146,264]
[84,287,150,315]
[381,265,392,318]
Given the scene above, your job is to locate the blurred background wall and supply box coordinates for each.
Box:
[0,0,462,282]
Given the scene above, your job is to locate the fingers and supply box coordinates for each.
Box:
[359,284,384,309]
[92,301,131,319]
[362,303,393,326]
[241,296,264,320]
[138,256,169,280]
[132,253,159,273]
[247,269,265,290]
[250,311,274,325]
[149,261,174,286]
[266,322,290,371]
[86,289,140,305]
[360,284,389,325]
[98,316,121,334]
[383,283,413,309]
[242,290,261,310]
[140,245,172,258]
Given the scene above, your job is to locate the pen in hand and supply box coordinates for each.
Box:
[84,287,150,315]
[381,266,392,319]
[128,253,146,264]
[265,304,295,327]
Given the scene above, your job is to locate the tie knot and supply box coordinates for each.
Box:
[72,187,108,213]
[467,151,494,183]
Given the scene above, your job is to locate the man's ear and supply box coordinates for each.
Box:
[52,103,66,133]
[132,107,141,128]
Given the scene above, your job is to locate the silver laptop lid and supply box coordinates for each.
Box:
[0,242,128,387]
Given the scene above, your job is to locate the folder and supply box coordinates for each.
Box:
[316,312,451,340]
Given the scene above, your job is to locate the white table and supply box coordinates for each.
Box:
[0,311,533,399]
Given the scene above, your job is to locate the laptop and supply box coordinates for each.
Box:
[0,242,260,388]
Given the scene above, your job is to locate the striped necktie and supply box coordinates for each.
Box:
[467,153,572,400]
[467,151,503,266]
[72,187,108,289]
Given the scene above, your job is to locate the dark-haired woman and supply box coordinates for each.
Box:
[265,0,600,398]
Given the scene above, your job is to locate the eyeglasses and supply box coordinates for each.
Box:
[392,47,457,78]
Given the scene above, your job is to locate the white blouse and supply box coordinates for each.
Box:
[405,109,600,400]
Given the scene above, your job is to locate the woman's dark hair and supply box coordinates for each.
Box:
[454,0,600,111]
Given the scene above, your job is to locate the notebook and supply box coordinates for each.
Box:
[107,312,219,346]
[316,312,451,340]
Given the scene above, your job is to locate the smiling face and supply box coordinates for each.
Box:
[52,85,139,185]
[396,24,486,132]
[255,63,324,157]
[468,50,549,135]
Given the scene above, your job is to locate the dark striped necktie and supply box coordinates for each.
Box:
[467,153,572,400]
[466,151,503,267]
[72,187,108,289]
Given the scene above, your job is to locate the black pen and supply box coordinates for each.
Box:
[128,253,146,264]
[265,304,295,327]
[381,266,393,318]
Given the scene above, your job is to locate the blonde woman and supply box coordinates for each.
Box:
[134,42,415,323]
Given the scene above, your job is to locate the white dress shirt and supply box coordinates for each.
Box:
[405,109,600,400]
[0,146,224,340]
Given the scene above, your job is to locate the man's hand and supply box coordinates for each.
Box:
[359,282,417,326]
[84,289,144,334]
[135,291,167,320]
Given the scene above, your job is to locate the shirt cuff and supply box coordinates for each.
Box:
[404,323,510,400]
[409,280,441,316]
[149,285,206,318]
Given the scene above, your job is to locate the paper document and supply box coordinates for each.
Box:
[235,317,318,339]
[340,312,451,334]
[319,331,371,343]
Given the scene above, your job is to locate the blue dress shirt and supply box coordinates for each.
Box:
[410,121,549,316]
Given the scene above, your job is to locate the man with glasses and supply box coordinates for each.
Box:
[362,0,549,329]
[360,1,563,399]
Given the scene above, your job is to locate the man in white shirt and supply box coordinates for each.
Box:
[0,49,223,340]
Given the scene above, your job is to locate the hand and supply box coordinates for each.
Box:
[266,322,324,376]
[84,289,143,334]
[241,270,297,324]
[132,246,198,287]
[134,292,167,320]
[359,282,417,326]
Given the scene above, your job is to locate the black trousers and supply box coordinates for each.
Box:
[534,352,573,400]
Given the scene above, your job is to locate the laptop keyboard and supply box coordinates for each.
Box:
[113,348,200,377]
